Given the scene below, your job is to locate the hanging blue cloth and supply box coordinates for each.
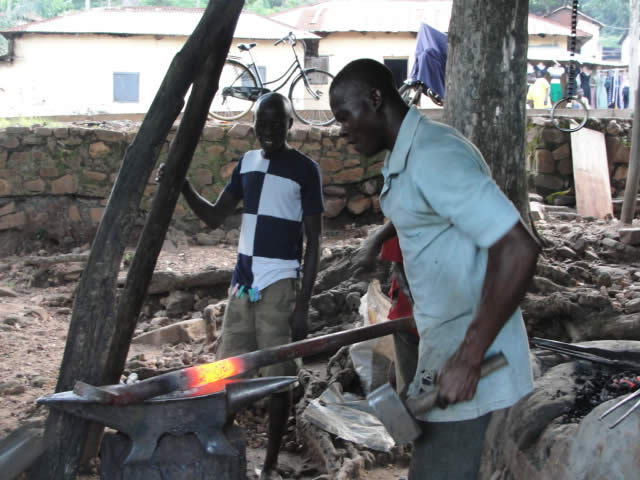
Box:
[409,23,448,99]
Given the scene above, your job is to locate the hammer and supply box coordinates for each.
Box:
[345,353,508,445]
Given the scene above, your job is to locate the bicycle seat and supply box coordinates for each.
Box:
[237,43,256,52]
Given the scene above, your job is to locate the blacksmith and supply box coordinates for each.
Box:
[168,92,323,480]
[330,59,539,479]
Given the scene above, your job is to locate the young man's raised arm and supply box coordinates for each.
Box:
[181,180,240,230]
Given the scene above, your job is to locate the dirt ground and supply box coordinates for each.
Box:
[0,227,408,479]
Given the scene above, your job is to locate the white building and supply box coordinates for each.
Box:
[0,7,317,117]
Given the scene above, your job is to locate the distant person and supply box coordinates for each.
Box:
[527,69,551,109]
[330,59,539,480]
[159,92,323,480]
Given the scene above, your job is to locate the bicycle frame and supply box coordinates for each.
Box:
[225,38,319,101]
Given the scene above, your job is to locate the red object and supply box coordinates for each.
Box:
[380,236,416,333]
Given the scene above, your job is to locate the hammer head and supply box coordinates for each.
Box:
[367,383,422,445]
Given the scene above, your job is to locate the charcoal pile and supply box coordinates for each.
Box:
[562,364,640,423]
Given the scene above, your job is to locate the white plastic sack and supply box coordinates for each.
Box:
[349,280,395,395]
[301,382,395,452]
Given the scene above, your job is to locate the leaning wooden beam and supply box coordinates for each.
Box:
[109,46,239,398]
[27,1,245,479]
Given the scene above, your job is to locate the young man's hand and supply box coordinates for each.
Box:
[352,239,379,275]
[155,163,166,183]
[289,305,309,342]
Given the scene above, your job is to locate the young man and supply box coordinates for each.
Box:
[178,93,323,480]
[330,59,539,479]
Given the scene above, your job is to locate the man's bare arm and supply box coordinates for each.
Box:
[289,214,322,341]
[437,220,540,405]
[181,180,240,230]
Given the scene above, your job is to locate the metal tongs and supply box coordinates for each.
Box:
[530,337,640,370]
[598,389,640,429]
[531,337,640,428]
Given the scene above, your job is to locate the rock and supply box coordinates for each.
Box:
[552,144,571,161]
[359,179,379,196]
[323,185,346,197]
[572,237,586,253]
[311,292,337,316]
[0,380,26,395]
[132,318,207,346]
[225,229,240,245]
[557,246,576,259]
[324,196,347,218]
[601,238,621,250]
[165,290,195,318]
[345,292,361,311]
[195,230,225,246]
[606,120,621,136]
[149,317,171,329]
[529,193,544,202]
[346,195,372,215]
[530,201,545,221]
[535,149,554,173]
[0,287,18,297]
[30,376,46,388]
[624,297,640,313]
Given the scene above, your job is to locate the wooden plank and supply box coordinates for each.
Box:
[570,128,613,219]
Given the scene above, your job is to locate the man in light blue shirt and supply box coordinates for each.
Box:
[329,59,539,479]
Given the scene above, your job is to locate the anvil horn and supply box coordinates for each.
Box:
[226,377,297,415]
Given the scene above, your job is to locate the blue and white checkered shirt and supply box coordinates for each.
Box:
[224,148,323,295]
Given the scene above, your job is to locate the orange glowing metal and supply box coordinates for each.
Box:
[185,357,246,388]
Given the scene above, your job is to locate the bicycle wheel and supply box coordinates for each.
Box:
[289,68,335,126]
[209,59,257,121]
[399,83,422,107]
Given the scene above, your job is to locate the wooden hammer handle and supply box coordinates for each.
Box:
[405,353,508,416]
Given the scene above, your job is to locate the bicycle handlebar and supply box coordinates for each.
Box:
[274,31,296,46]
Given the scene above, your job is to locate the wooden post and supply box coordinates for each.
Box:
[27,2,245,479]
[620,67,640,225]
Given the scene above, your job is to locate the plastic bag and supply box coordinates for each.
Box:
[349,280,395,395]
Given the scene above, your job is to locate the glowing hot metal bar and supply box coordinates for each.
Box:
[73,316,414,405]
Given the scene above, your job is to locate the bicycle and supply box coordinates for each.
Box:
[209,32,335,126]
[399,79,444,107]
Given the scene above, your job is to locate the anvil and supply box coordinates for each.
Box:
[37,376,296,464]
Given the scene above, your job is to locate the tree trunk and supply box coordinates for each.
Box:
[630,0,639,108]
[443,0,530,220]
[27,2,244,479]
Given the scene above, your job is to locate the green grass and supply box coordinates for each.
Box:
[0,117,62,128]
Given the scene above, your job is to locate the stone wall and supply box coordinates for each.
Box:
[0,122,385,255]
[0,116,634,255]
[528,117,633,200]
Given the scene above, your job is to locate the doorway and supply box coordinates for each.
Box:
[384,58,408,89]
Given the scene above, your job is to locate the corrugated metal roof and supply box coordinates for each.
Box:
[528,46,625,67]
[273,0,451,33]
[2,7,319,40]
[272,0,591,37]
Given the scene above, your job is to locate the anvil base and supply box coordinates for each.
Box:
[100,425,246,480]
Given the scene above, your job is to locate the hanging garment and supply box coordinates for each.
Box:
[548,65,564,103]
[579,71,591,102]
[589,73,597,107]
[409,23,447,98]
[596,73,608,109]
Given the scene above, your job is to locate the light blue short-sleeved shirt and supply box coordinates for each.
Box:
[380,107,534,422]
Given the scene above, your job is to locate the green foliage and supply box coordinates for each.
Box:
[529,0,630,38]
[0,117,59,127]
